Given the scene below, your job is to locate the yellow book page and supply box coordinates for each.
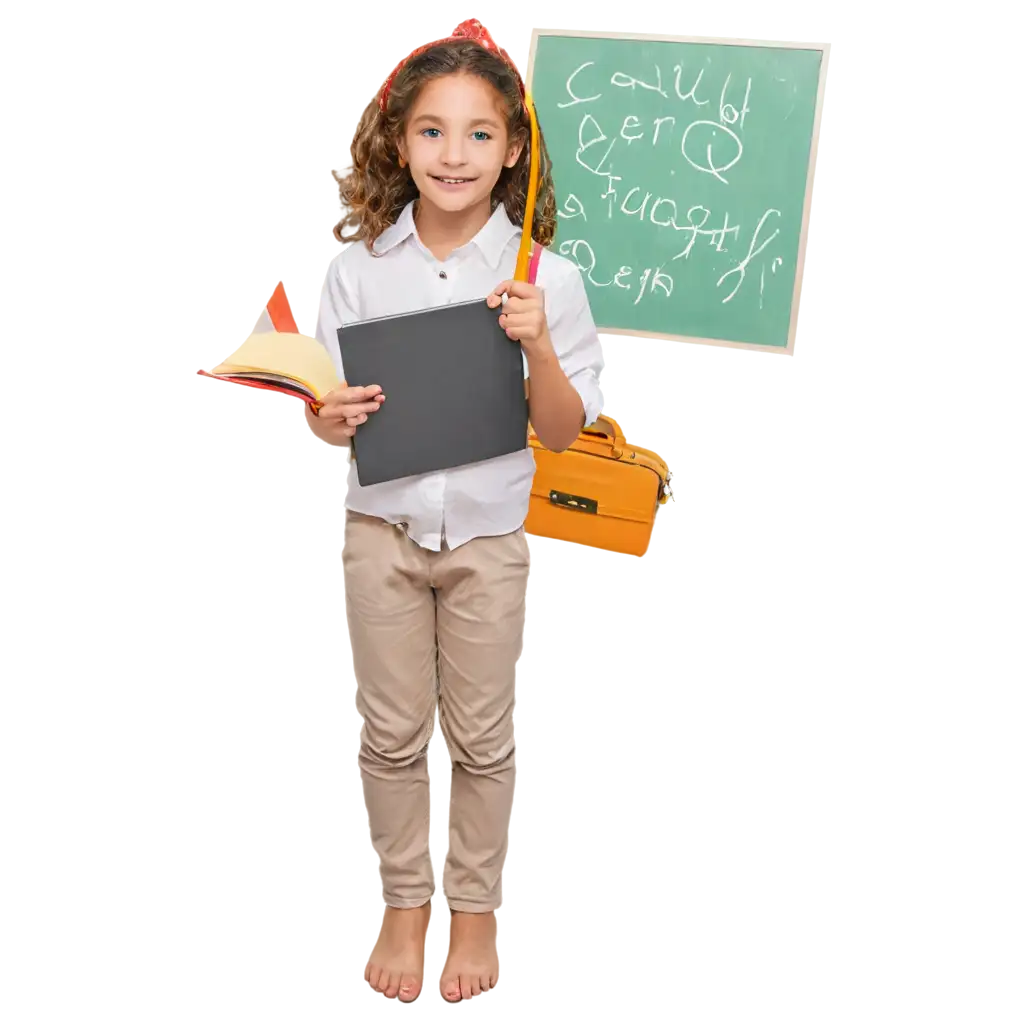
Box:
[210,331,339,400]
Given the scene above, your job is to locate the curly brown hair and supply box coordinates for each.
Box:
[331,39,557,252]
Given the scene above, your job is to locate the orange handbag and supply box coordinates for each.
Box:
[525,415,672,556]
[514,95,673,556]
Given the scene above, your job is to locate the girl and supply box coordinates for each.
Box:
[307,19,604,1004]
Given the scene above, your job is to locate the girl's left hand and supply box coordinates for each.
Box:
[486,280,554,359]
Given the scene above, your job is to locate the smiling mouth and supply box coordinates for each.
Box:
[430,175,476,184]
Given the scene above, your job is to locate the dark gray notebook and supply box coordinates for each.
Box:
[336,299,529,486]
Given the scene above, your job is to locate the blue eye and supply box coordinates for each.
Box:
[472,131,490,141]
[421,128,441,138]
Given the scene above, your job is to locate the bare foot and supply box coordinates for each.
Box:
[364,902,431,1002]
[439,910,498,1002]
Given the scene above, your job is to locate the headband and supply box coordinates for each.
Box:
[377,18,527,113]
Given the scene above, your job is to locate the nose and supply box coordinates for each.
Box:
[441,135,466,167]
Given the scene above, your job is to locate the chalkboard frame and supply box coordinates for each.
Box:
[526,28,830,356]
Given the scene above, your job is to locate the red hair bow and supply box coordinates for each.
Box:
[377,18,526,113]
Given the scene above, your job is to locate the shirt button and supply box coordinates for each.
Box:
[438,270,447,279]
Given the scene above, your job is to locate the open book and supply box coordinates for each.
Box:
[198,283,339,408]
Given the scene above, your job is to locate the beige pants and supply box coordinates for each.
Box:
[342,510,530,913]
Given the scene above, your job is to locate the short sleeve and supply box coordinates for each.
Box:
[544,265,605,427]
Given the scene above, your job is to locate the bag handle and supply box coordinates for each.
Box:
[581,413,618,442]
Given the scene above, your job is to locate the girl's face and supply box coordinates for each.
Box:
[399,73,524,216]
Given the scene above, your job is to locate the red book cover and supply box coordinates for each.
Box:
[254,281,299,335]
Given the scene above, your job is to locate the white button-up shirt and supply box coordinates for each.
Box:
[314,200,605,551]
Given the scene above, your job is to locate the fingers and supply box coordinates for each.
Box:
[489,280,539,300]
[326,383,383,405]
[319,388,385,421]
[315,417,356,439]
[498,312,539,341]
[500,296,540,316]
[486,279,542,306]
[321,399,381,419]
[315,380,386,440]
[486,281,512,307]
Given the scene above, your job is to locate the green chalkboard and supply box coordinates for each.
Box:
[526,31,829,353]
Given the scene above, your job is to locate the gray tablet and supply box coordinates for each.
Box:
[337,298,529,486]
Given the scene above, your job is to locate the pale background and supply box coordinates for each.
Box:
[0,4,1019,1019]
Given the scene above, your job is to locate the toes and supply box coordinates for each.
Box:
[375,969,390,994]
[398,974,421,1002]
[470,976,482,997]
[366,964,382,990]
[384,973,401,999]
[441,978,462,1003]
[460,975,473,1001]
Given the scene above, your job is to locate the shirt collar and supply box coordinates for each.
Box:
[371,200,418,256]
[372,200,521,269]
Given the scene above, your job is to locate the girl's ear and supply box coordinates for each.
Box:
[396,137,408,167]
[504,137,525,169]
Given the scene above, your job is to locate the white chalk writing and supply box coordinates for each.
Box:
[557,193,588,221]
[673,63,710,106]
[554,56,790,308]
[558,238,674,306]
[716,209,781,303]
[680,120,743,183]
[611,66,669,98]
[558,62,602,108]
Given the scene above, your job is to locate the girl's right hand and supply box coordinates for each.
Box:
[312,383,385,441]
